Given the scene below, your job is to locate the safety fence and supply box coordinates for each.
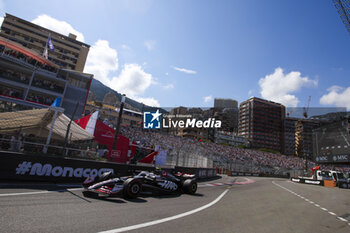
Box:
[0,133,103,160]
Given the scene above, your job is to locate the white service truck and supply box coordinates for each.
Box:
[310,169,347,185]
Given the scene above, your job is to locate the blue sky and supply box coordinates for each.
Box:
[1,0,350,109]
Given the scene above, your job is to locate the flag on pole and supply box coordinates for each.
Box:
[47,36,55,51]
[43,46,48,59]
[43,35,54,59]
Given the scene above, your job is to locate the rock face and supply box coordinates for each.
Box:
[87,91,97,102]
[103,91,119,106]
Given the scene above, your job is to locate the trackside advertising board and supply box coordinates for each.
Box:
[290,178,324,186]
[0,151,128,182]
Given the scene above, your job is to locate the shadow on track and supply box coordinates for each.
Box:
[140,192,204,200]
[81,194,128,204]
[65,189,92,203]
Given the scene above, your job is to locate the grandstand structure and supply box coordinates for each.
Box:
[0,39,93,119]
[0,13,90,71]
[0,14,93,120]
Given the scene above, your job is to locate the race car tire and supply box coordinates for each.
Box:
[123,178,142,199]
[82,191,98,198]
[182,179,197,194]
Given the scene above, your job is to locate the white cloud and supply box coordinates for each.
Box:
[172,66,197,74]
[85,42,150,96]
[259,67,317,107]
[31,14,85,42]
[248,89,253,96]
[144,40,156,51]
[165,72,169,76]
[110,64,152,97]
[85,40,159,106]
[320,85,350,109]
[0,16,3,26]
[133,97,160,107]
[163,83,174,90]
[203,95,213,103]
[85,40,119,85]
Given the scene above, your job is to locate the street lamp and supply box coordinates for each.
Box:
[112,94,126,150]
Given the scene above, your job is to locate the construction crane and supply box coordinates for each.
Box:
[333,0,350,35]
[303,96,311,118]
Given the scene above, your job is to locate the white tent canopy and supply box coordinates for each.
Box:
[0,108,94,141]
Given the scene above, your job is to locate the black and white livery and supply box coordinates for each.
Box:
[82,170,197,199]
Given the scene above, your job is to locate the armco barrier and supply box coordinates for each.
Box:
[230,172,260,177]
[0,151,217,183]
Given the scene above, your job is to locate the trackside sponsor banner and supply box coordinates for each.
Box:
[291,178,302,183]
[315,154,350,163]
[198,169,207,178]
[0,151,129,183]
[305,180,321,185]
[291,178,324,186]
[16,161,113,178]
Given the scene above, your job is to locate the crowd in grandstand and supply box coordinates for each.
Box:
[121,126,350,173]
[0,44,58,73]
[0,67,30,84]
[0,86,24,99]
[32,79,64,93]
[26,93,55,105]
[0,85,55,106]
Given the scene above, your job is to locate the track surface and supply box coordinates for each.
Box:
[1,176,349,233]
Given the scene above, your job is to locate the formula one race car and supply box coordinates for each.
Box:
[82,170,197,199]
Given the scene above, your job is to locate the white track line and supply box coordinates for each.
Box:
[98,189,230,233]
[0,183,80,187]
[0,188,82,197]
[272,181,349,227]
